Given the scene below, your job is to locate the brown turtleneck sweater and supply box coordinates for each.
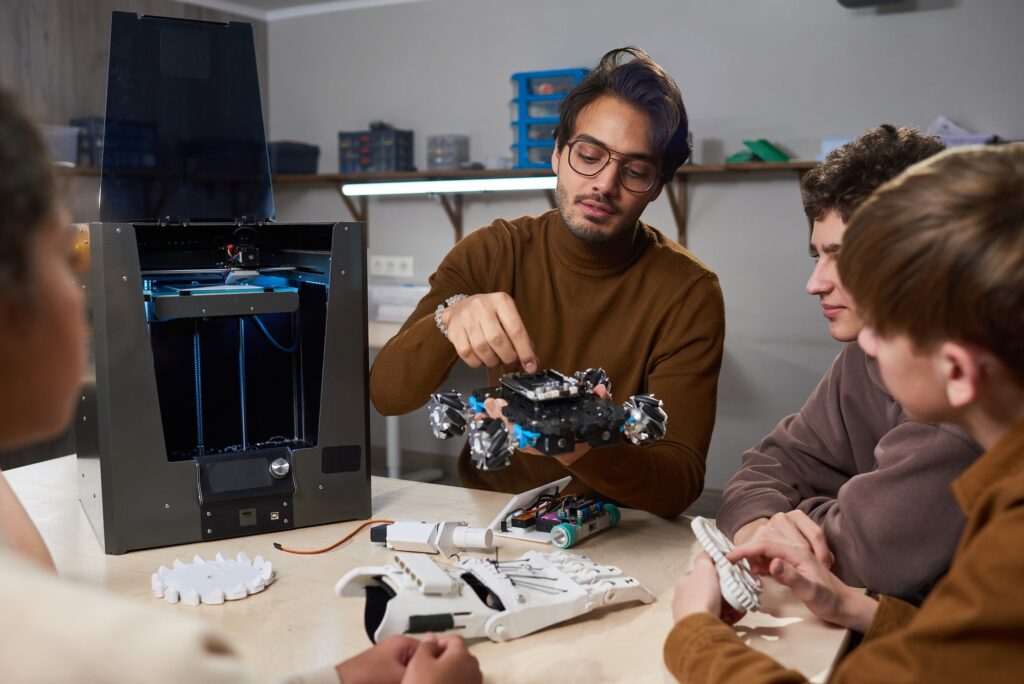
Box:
[369,209,725,517]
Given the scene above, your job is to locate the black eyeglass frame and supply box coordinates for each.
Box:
[564,138,662,194]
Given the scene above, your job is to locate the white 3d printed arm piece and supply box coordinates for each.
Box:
[374,521,493,557]
[690,516,763,612]
[151,552,274,606]
[335,550,654,643]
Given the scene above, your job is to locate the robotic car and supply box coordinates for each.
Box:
[490,477,619,550]
[428,368,667,470]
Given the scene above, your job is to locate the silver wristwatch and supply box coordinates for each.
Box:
[434,294,469,337]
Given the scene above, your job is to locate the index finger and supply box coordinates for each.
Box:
[493,300,539,373]
[728,536,816,571]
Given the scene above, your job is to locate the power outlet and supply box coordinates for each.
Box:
[369,254,414,279]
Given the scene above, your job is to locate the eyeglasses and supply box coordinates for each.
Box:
[565,139,661,193]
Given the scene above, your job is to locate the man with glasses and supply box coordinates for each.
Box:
[370,47,724,517]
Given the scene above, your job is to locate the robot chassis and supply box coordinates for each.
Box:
[428,368,668,471]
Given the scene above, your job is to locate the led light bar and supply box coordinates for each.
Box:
[341,176,557,196]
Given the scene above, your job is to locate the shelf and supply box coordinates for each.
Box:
[59,162,816,245]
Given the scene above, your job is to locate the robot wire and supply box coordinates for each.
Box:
[273,519,395,554]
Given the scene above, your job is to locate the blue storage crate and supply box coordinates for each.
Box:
[510,68,587,169]
[371,125,414,172]
[338,130,373,173]
[338,125,414,173]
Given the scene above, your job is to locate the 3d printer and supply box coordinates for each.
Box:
[76,12,370,554]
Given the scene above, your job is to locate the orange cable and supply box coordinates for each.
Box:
[273,518,395,555]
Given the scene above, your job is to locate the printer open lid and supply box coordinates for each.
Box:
[100,11,275,224]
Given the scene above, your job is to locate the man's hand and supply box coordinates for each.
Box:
[335,635,420,684]
[442,293,539,372]
[741,511,834,573]
[481,385,609,466]
[402,634,482,684]
[728,528,877,632]
[671,552,745,624]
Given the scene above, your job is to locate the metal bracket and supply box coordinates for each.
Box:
[336,186,368,224]
[439,194,465,242]
[663,177,689,247]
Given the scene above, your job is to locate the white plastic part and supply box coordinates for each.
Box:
[392,553,460,595]
[151,552,274,606]
[383,521,494,557]
[487,476,572,543]
[335,549,654,643]
[690,517,763,612]
[452,525,493,551]
[385,522,439,554]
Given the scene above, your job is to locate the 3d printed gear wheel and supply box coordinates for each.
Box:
[690,516,762,612]
[151,552,274,606]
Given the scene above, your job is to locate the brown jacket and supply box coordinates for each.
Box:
[717,342,981,601]
[664,417,1024,683]
[369,210,725,517]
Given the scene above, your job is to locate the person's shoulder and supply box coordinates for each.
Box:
[638,223,717,281]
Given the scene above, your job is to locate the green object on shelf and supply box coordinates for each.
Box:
[725,150,756,163]
[726,139,791,164]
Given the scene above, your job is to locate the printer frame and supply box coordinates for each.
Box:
[77,220,371,554]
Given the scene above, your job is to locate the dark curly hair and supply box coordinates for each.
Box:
[554,47,690,185]
[0,86,57,298]
[801,124,945,223]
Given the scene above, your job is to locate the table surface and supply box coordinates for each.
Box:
[6,456,847,683]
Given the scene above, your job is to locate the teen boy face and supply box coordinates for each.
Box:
[806,210,864,342]
[856,326,952,424]
[551,94,663,243]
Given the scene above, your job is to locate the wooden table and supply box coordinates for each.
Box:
[6,456,847,683]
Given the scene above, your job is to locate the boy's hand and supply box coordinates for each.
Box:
[732,517,768,546]
[671,552,745,625]
[443,293,539,373]
[335,635,420,684]
[729,528,877,632]
[743,510,834,573]
[402,634,482,684]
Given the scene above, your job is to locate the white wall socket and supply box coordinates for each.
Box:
[369,254,414,279]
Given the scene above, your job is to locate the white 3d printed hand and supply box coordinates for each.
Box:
[152,552,274,606]
[336,549,654,643]
[691,516,762,612]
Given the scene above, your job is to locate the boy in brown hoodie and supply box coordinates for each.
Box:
[717,125,981,603]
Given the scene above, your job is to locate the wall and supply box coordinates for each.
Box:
[265,0,1024,490]
[0,0,269,224]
